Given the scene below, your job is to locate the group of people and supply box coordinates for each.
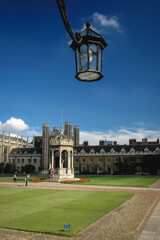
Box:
[13,173,30,186]
[13,170,54,185]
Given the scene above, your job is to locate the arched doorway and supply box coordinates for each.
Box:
[54,150,60,168]
[62,150,68,168]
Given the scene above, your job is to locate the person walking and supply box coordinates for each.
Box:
[25,174,30,186]
[13,174,17,183]
[51,169,54,179]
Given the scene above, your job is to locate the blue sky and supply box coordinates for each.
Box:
[0,0,160,144]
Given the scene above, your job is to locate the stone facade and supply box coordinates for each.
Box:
[73,126,80,146]
[9,148,41,172]
[64,122,72,139]
[42,124,50,174]
[0,133,33,164]
[3,123,160,177]
[74,142,160,174]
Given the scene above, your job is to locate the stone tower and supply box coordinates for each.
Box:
[64,122,72,139]
[73,126,80,146]
[42,124,50,173]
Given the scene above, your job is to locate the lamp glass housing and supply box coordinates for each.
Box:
[75,44,103,82]
[71,24,107,82]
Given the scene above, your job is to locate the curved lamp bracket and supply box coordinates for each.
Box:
[56,0,81,44]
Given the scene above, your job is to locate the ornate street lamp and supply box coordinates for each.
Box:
[57,0,108,82]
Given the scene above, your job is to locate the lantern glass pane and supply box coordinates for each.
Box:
[76,48,80,73]
[80,44,87,71]
[98,47,102,72]
[89,44,98,71]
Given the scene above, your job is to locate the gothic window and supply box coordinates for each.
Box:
[75,159,79,163]
[74,167,79,171]
[137,159,142,163]
[98,158,102,163]
[89,159,93,163]
[33,159,37,164]
[82,158,85,163]
[81,167,86,171]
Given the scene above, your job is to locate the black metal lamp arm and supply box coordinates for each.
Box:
[56,0,81,43]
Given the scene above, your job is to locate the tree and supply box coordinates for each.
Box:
[23,164,35,174]
[4,163,16,173]
[142,155,160,175]
[34,136,42,149]
[0,162,5,173]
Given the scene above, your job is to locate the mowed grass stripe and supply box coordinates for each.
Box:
[75,175,160,187]
[0,187,133,237]
[0,188,90,222]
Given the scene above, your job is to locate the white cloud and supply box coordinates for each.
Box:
[0,117,29,133]
[91,12,121,32]
[80,127,160,145]
[0,117,41,141]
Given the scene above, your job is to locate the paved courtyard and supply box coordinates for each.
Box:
[0,181,160,240]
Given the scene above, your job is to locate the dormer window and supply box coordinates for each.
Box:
[24,151,28,155]
[144,147,149,153]
[80,149,85,154]
[73,149,77,155]
[100,148,106,154]
[130,147,135,153]
[33,151,37,155]
[110,148,115,154]
[120,148,126,154]
[155,147,160,153]
[90,149,95,154]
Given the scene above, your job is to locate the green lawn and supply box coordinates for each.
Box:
[0,174,25,177]
[75,175,160,187]
[0,175,159,187]
[0,176,47,183]
[0,187,133,237]
[0,177,25,182]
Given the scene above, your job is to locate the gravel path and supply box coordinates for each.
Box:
[0,182,160,240]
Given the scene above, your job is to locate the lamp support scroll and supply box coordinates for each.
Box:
[56,0,81,43]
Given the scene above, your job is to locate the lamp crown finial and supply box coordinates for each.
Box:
[86,22,91,28]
